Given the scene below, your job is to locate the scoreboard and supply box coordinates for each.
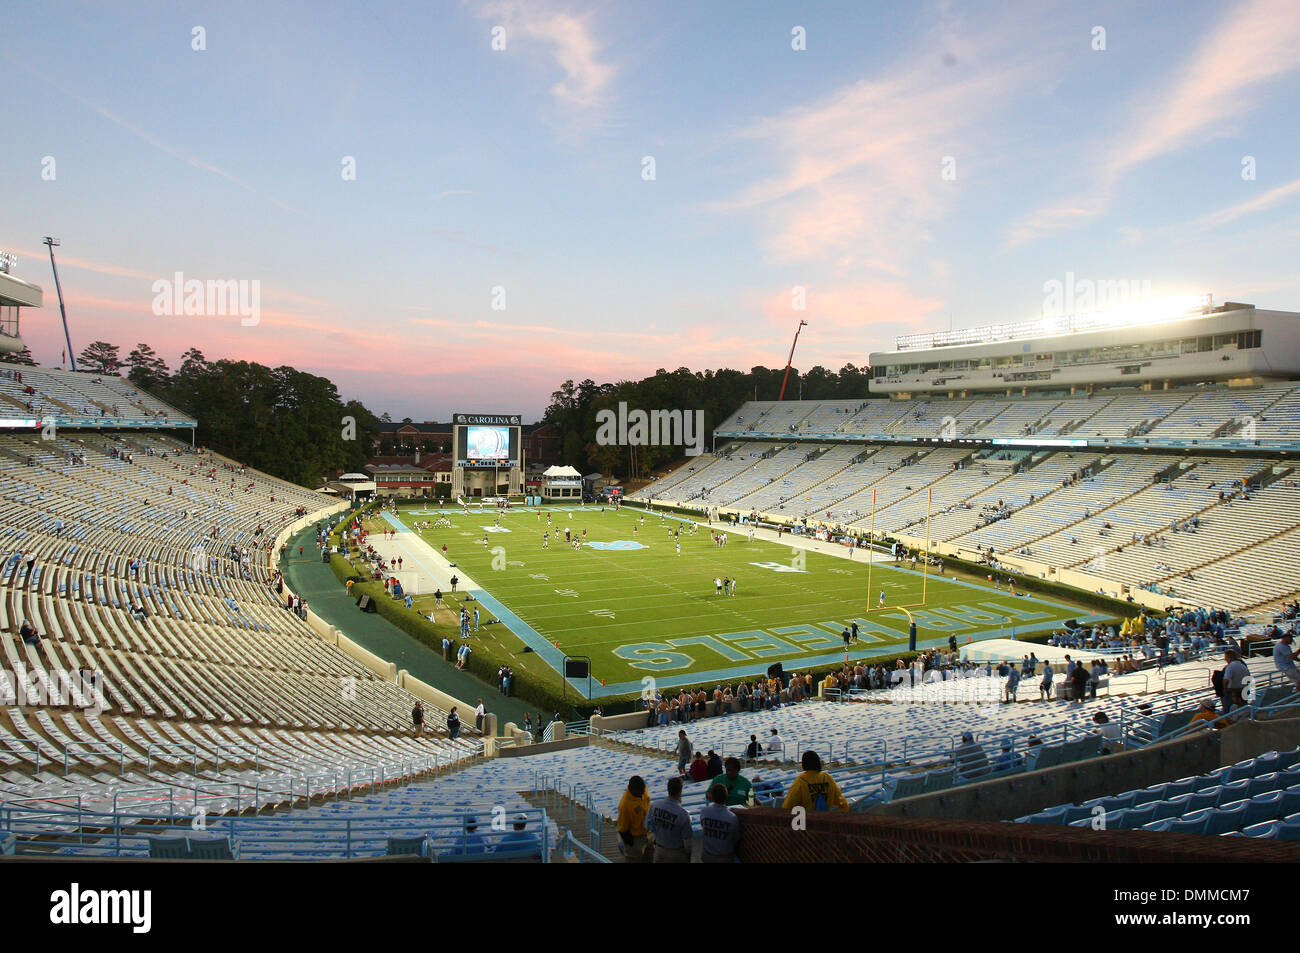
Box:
[453,413,521,468]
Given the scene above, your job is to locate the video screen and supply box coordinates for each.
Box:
[465,425,512,461]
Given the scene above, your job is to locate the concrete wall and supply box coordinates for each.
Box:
[866,730,1221,822]
[735,806,1300,863]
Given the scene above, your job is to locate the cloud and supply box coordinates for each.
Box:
[715,14,1042,268]
[475,1,615,111]
[1008,0,1300,246]
[1190,176,1300,230]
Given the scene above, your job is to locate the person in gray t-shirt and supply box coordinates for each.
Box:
[676,729,692,774]
[700,784,741,863]
[649,776,693,863]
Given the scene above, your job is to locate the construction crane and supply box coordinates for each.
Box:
[43,237,77,371]
[777,319,808,401]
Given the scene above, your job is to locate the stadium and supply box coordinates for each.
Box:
[3,0,1298,920]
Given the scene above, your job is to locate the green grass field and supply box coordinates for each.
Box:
[379,502,1090,700]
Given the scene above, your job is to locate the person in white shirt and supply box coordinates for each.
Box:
[767,728,784,759]
[1222,649,1250,715]
[1273,631,1300,690]
[474,699,486,732]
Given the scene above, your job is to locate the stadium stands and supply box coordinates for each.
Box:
[637,385,1300,610]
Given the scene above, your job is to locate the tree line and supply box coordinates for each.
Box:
[2,341,877,486]
[544,363,876,478]
[3,341,380,488]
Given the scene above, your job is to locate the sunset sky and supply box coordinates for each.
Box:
[3,0,1298,420]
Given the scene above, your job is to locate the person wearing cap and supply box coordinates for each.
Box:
[444,815,487,857]
[699,783,741,863]
[1273,630,1300,690]
[617,775,652,863]
[954,731,991,781]
[1189,699,1221,728]
[496,813,540,856]
[648,776,693,863]
[782,750,850,812]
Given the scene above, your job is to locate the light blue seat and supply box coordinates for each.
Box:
[1111,803,1154,829]
[1166,810,1211,835]
[1239,820,1279,838]
[1149,799,1185,823]
[1162,778,1197,800]
[1242,791,1285,827]
[1131,784,1169,806]
[1203,802,1249,836]
[1214,780,1252,806]
[1277,819,1300,841]
[1277,788,1300,817]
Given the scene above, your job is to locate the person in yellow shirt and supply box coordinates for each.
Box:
[616,775,652,862]
[821,673,837,695]
[782,751,850,813]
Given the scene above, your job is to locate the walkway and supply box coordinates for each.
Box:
[280,525,536,728]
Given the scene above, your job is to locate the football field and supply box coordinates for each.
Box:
[382,503,1089,700]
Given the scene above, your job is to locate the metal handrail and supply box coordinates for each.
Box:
[62,740,125,777]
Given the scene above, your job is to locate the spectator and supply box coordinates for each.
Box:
[714,757,755,806]
[705,749,724,780]
[1039,660,1054,701]
[1222,649,1250,714]
[474,699,485,733]
[1274,630,1300,690]
[648,776,694,863]
[954,731,991,781]
[688,751,709,782]
[782,750,850,812]
[1092,711,1121,753]
[496,814,540,856]
[444,815,486,858]
[745,734,762,764]
[993,739,1023,774]
[767,728,785,760]
[675,729,692,775]
[1069,661,1090,704]
[411,700,424,736]
[447,706,461,740]
[616,776,651,863]
[699,784,741,864]
[1189,699,1221,729]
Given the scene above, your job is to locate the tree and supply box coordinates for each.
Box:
[0,345,37,366]
[78,341,121,374]
[125,343,170,390]
[178,348,209,377]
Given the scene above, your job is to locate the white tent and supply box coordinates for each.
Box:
[543,465,582,477]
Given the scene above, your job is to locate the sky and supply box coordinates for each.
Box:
[2,0,1298,421]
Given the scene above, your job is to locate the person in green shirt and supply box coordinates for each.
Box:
[712,757,754,806]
